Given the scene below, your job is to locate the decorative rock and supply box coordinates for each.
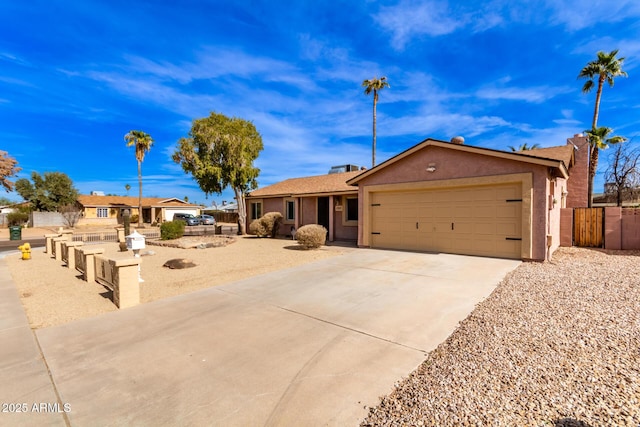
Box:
[162,258,197,269]
[361,247,640,426]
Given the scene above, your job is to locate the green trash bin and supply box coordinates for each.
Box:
[9,226,22,241]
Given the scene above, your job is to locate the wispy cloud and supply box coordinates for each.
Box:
[373,0,468,50]
[475,84,573,103]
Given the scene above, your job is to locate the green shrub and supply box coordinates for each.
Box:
[7,211,29,226]
[160,220,185,240]
[295,224,327,249]
[249,212,283,237]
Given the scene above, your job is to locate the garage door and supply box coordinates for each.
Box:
[370,183,522,259]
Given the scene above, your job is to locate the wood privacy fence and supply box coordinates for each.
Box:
[210,212,239,224]
[567,207,640,249]
[573,208,604,247]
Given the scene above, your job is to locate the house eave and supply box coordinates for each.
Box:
[347,138,567,185]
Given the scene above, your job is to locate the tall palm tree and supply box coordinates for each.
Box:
[585,126,626,205]
[124,130,154,227]
[509,143,540,152]
[579,49,627,206]
[362,76,390,168]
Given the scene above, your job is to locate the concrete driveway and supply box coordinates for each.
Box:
[33,249,520,426]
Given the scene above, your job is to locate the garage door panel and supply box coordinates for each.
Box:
[370,183,522,259]
[496,222,519,235]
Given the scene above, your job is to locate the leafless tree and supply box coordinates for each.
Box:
[59,204,82,228]
[605,142,640,206]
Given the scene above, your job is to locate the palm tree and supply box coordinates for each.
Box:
[362,76,390,168]
[125,184,131,196]
[124,130,154,227]
[584,126,626,205]
[579,50,627,206]
[509,143,540,152]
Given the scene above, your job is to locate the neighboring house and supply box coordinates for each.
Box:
[247,134,589,261]
[246,169,363,241]
[592,186,640,207]
[77,195,201,226]
[219,201,238,213]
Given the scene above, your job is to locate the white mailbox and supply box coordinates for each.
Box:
[126,230,146,251]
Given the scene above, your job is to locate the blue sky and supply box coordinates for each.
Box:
[2,1,640,206]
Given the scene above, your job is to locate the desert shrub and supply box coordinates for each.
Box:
[295,224,327,249]
[7,211,29,226]
[249,212,283,237]
[249,219,266,236]
[131,214,139,223]
[160,220,185,240]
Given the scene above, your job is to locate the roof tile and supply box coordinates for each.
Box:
[248,170,362,197]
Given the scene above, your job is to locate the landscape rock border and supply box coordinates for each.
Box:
[147,235,236,249]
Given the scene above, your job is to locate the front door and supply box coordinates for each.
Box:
[317,197,330,231]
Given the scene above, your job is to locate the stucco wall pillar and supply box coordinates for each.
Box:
[604,207,622,250]
[560,208,573,247]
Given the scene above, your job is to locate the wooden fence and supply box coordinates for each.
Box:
[573,207,604,247]
[209,212,239,224]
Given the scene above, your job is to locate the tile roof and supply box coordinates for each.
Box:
[77,195,199,208]
[516,145,575,168]
[248,170,362,198]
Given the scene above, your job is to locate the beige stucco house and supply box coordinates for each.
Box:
[246,134,589,261]
[77,195,201,226]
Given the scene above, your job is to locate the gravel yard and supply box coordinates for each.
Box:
[362,247,640,427]
[6,234,350,329]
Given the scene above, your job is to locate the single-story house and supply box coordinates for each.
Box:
[246,169,363,241]
[246,134,590,261]
[77,195,201,226]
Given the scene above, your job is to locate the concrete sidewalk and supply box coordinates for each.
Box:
[4,249,520,426]
[0,259,67,426]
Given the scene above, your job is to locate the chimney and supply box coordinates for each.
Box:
[451,136,465,145]
[566,134,590,208]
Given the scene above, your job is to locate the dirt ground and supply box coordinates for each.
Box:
[4,230,353,329]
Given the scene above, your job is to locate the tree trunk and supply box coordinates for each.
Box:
[617,189,623,207]
[588,147,599,208]
[591,76,605,130]
[372,91,378,168]
[234,187,246,235]
[587,77,605,208]
[137,160,143,227]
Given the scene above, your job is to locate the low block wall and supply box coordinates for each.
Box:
[75,247,105,283]
[94,255,141,309]
[61,241,84,269]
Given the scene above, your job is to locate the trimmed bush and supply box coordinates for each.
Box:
[249,219,266,236]
[249,212,283,237]
[160,220,185,240]
[295,224,327,249]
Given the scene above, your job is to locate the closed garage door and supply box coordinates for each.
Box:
[370,183,522,259]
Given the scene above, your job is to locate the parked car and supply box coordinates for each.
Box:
[173,213,200,226]
[197,214,216,225]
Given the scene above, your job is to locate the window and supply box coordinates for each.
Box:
[97,208,109,218]
[346,197,358,222]
[285,200,295,222]
[250,202,262,220]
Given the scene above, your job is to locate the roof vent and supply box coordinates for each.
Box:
[451,136,465,145]
[329,164,360,174]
